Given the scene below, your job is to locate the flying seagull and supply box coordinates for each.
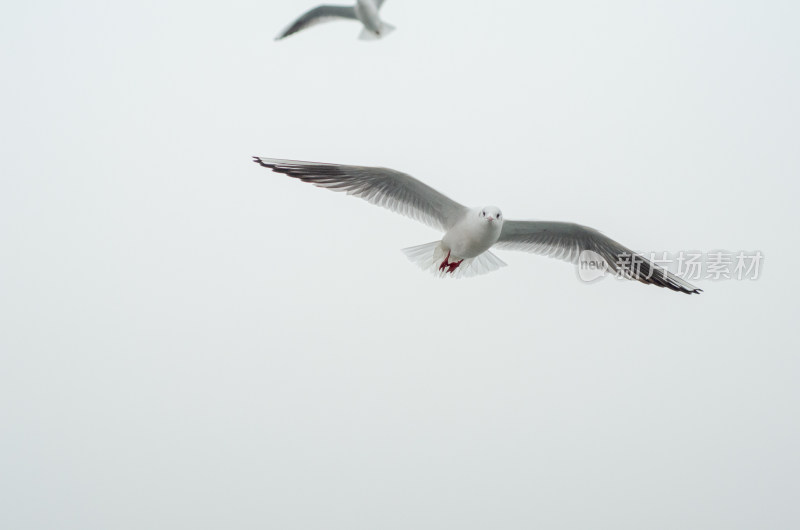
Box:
[252,157,702,294]
[276,0,394,41]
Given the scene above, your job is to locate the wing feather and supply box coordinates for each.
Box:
[253,157,467,231]
[497,220,702,294]
[276,5,357,40]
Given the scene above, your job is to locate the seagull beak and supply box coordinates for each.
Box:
[487,216,494,221]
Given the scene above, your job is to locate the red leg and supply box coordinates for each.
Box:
[446,259,464,273]
[438,250,452,272]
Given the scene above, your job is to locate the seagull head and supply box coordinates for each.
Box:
[479,206,503,224]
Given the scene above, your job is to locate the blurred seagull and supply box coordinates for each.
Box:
[276,0,394,41]
[252,157,702,294]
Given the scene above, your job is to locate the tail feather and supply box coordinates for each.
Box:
[401,241,507,279]
[380,22,396,36]
[358,21,395,40]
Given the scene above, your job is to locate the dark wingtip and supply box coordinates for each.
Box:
[252,156,267,167]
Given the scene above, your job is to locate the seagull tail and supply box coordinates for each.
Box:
[380,22,396,36]
[358,22,395,40]
[401,241,507,279]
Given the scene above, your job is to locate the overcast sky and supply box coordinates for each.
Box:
[1,1,799,529]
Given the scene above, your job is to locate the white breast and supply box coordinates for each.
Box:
[442,210,503,259]
[355,0,381,30]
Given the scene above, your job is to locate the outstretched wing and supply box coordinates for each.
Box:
[253,157,468,231]
[276,5,357,40]
[496,220,702,294]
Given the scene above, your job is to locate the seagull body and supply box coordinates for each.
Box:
[253,157,702,294]
[444,207,503,259]
[276,0,394,41]
[355,0,383,35]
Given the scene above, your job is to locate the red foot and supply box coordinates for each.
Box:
[438,250,464,274]
[438,250,451,272]
[446,260,463,273]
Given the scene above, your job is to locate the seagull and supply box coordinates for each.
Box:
[252,157,702,294]
[276,0,394,41]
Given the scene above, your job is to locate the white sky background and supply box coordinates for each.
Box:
[1,0,799,528]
